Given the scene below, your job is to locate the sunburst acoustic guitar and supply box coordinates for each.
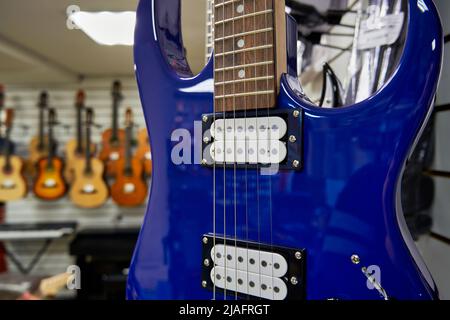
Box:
[33,109,67,201]
[0,109,27,202]
[64,90,96,182]
[28,91,50,176]
[99,80,126,177]
[70,108,109,208]
[111,108,147,207]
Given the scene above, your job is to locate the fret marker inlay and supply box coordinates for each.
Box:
[214,0,286,112]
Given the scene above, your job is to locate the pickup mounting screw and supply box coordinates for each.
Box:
[204,259,210,267]
[295,251,302,260]
[202,280,207,288]
[290,277,298,285]
[293,110,300,118]
[289,135,297,143]
[351,254,360,265]
[203,137,210,144]
[202,115,209,123]
[202,237,208,244]
[292,160,300,168]
[201,159,208,165]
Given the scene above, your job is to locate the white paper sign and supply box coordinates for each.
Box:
[357,12,405,50]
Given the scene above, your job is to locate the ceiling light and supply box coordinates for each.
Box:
[70,11,136,46]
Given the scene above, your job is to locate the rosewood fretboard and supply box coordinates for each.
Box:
[214,0,286,112]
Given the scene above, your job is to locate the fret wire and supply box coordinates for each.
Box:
[214,0,238,8]
[215,90,275,99]
[215,44,273,57]
[215,60,273,72]
[215,75,274,86]
[214,27,273,42]
[214,9,273,25]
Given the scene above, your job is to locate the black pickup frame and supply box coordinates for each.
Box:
[201,235,306,300]
[201,109,303,171]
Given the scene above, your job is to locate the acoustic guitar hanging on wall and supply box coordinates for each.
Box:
[70,108,109,209]
[33,108,67,201]
[99,80,126,177]
[0,109,27,202]
[111,108,147,207]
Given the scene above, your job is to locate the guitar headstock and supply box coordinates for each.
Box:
[86,107,94,126]
[112,80,123,101]
[38,91,49,109]
[48,108,57,126]
[76,90,86,108]
[0,84,4,109]
[125,108,133,127]
[4,109,14,129]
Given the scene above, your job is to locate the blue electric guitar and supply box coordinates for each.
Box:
[127,0,443,300]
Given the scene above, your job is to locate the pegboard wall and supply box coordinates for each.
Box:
[1,78,148,276]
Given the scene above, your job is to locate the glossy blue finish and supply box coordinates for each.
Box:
[128,0,443,300]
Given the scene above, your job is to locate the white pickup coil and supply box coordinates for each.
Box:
[209,244,289,300]
[211,244,288,277]
[209,140,287,164]
[210,266,288,300]
[210,117,287,140]
[208,117,288,164]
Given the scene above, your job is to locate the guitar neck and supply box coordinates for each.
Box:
[47,124,54,166]
[85,123,92,174]
[213,0,286,112]
[111,96,121,141]
[124,125,133,175]
[38,108,45,149]
[76,107,83,153]
[3,128,12,171]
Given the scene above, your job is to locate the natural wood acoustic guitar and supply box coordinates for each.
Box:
[0,109,27,202]
[64,90,96,182]
[70,108,109,208]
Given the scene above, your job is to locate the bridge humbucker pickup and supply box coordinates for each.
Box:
[201,235,306,300]
[201,109,303,170]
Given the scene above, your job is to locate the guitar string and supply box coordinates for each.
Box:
[231,0,238,301]
[264,0,274,301]
[222,0,227,300]
[243,0,250,300]
[254,0,262,301]
[212,0,217,301]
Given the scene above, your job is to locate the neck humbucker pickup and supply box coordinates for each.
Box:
[201,109,303,170]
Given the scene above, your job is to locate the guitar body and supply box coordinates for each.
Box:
[127,0,443,300]
[33,157,67,201]
[135,128,152,177]
[28,136,49,176]
[111,158,148,207]
[64,139,96,182]
[70,158,109,208]
[99,129,126,176]
[0,156,27,201]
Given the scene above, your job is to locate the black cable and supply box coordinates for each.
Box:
[434,103,450,113]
